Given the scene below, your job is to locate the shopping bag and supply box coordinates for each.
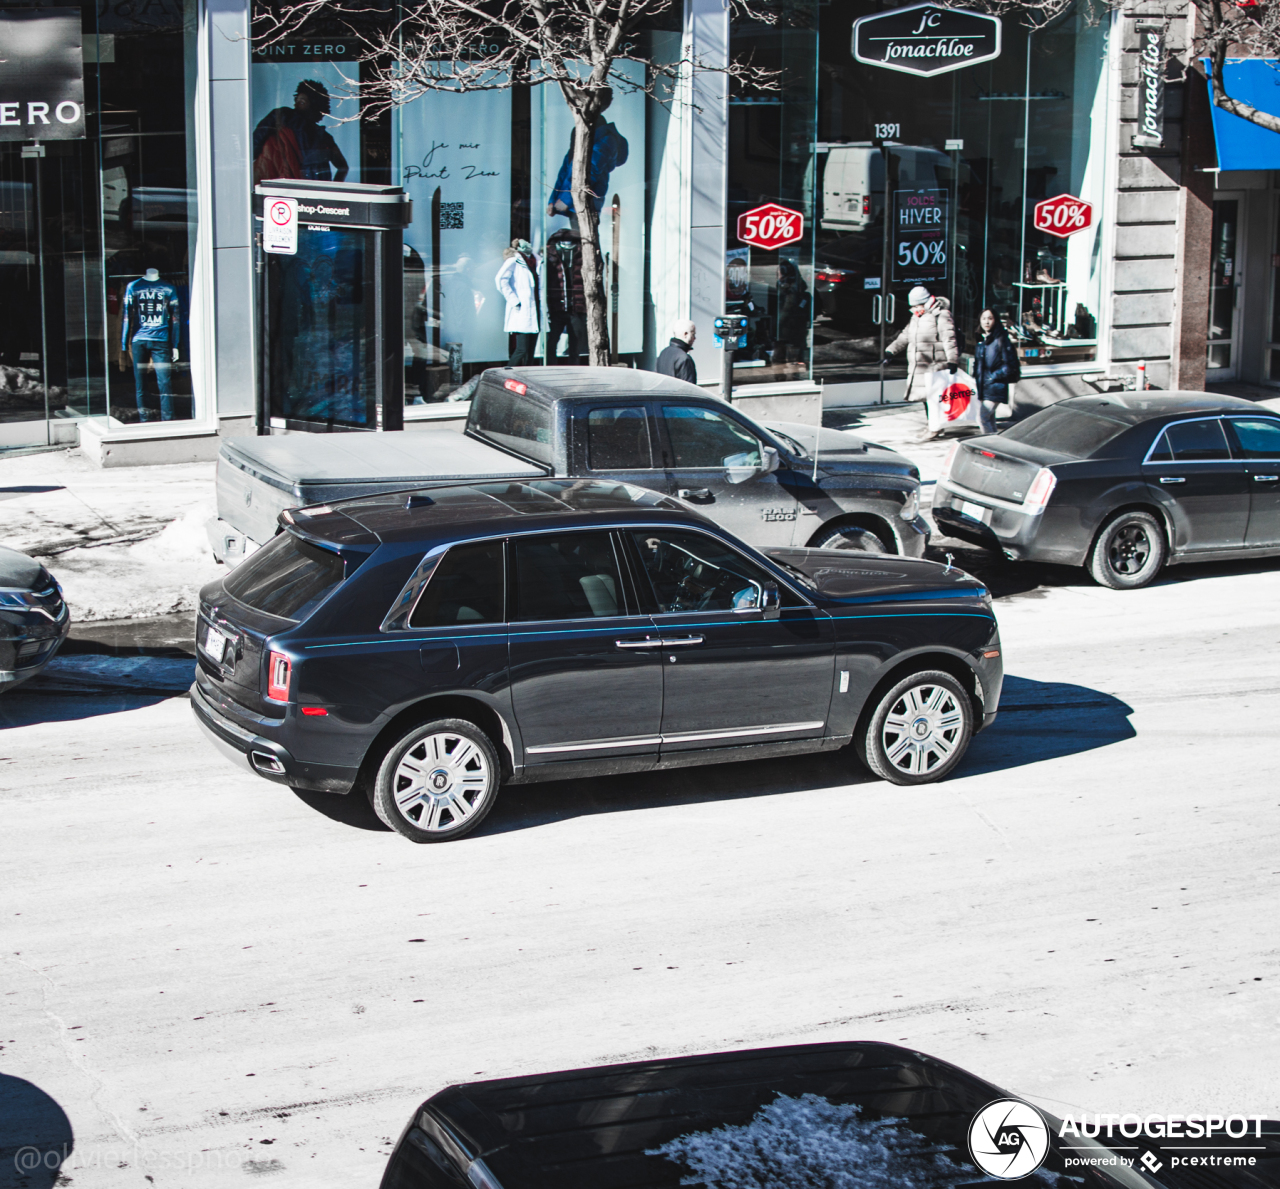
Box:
[925,368,980,433]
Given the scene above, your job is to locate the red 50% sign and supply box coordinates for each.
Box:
[1033,194,1093,238]
[737,202,805,250]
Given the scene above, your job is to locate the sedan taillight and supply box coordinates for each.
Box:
[1023,467,1058,512]
[267,651,292,701]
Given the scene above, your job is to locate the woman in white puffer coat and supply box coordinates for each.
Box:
[496,239,541,365]
[883,286,959,437]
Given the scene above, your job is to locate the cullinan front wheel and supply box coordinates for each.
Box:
[372,718,500,842]
[859,670,973,785]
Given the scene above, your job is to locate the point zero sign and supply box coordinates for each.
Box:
[264,196,298,255]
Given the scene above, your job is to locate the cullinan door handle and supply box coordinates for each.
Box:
[660,635,704,647]
[1253,474,1280,482]
[615,638,663,649]
[1158,476,1186,484]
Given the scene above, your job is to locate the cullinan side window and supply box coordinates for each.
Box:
[409,540,505,627]
[628,529,780,613]
[511,532,627,621]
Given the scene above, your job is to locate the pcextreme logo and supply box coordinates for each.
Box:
[968,1099,1051,1179]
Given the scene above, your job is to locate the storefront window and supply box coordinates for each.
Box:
[729,0,1110,399]
[0,0,202,442]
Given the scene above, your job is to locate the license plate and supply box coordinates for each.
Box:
[201,623,230,662]
[957,499,991,525]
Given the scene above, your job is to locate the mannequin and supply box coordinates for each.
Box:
[121,267,181,421]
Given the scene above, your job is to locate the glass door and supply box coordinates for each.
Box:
[1207,196,1242,381]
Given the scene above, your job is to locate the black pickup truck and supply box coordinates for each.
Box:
[213,367,927,557]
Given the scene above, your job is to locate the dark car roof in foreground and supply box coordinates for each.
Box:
[421,1040,997,1189]
[286,479,712,548]
[480,365,710,405]
[1051,391,1260,425]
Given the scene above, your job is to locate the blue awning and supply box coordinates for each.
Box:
[1205,59,1280,170]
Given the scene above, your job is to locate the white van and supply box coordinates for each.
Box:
[821,144,951,232]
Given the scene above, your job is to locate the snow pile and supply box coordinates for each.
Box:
[650,1094,976,1189]
[50,501,223,622]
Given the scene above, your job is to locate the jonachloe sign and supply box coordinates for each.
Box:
[853,4,1001,78]
[0,8,86,141]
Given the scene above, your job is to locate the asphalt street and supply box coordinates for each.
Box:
[3,557,1279,1188]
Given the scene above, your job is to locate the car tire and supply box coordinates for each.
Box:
[857,669,973,785]
[371,717,501,842]
[811,522,893,554]
[1088,510,1166,590]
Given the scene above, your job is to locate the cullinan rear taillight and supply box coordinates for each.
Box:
[267,651,292,701]
[938,442,960,483]
[1023,467,1058,513]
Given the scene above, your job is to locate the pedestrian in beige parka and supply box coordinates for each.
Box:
[882,286,959,438]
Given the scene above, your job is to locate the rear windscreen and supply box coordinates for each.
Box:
[468,384,554,466]
[1001,406,1129,458]
[223,532,346,621]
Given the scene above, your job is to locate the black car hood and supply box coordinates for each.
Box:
[0,545,49,590]
[761,421,919,480]
[765,546,987,604]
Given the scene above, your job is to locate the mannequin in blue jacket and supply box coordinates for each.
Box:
[546,117,630,218]
[121,268,181,421]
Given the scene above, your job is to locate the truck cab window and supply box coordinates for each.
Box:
[662,405,762,469]
[586,406,652,470]
[410,540,505,627]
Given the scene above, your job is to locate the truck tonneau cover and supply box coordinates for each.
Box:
[220,429,545,494]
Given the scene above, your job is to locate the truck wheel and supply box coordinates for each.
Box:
[371,717,501,842]
[857,670,973,785]
[1088,511,1165,590]
[811,523,892,554]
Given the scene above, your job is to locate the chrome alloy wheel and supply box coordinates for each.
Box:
[1108,523,1151,575]
[392,731,491,832]
[881,682,965,776]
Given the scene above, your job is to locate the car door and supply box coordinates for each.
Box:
[624,527,835,756]
[568,402,667,497]
[656,402,797,546]
[1141,418,1248,552]
[506,529,663,767]
[1224,415,1280,547]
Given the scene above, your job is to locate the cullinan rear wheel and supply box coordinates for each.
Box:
[811,522,893,554]
[372,717,500,842]
[1088,510,1166,590]
[858,670,973,785]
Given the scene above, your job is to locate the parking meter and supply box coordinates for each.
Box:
[714,314,749,399]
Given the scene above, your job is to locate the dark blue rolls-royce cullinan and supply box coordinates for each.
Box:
[191,479,1002,841]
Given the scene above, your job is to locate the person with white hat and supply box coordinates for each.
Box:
[882,285,958,438]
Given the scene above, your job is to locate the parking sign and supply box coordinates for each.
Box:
[264,197,298,255]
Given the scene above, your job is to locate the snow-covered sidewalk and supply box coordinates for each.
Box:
[0,448,222,622]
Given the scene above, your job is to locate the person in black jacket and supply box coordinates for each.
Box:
[656,321,697,383]
[973,309,1019,434]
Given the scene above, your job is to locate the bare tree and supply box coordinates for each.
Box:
[942,0,1280,136]
[256,0,789,367]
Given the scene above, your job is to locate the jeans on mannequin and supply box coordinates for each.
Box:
[131,340,174,421]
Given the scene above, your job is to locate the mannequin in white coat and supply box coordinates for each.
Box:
[496,239,541,366]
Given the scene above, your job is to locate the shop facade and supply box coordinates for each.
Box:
[0,0,1236,462]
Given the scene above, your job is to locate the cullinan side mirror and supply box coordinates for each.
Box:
[761,582,780,620]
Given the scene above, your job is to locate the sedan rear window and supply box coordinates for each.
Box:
[1148,418,1230,462]
[223,532,346,621]
[1001,406,1129,457]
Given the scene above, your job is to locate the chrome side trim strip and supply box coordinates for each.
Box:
[526,736,663,755]
[525,720,825,755]
[661,721,825,744]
